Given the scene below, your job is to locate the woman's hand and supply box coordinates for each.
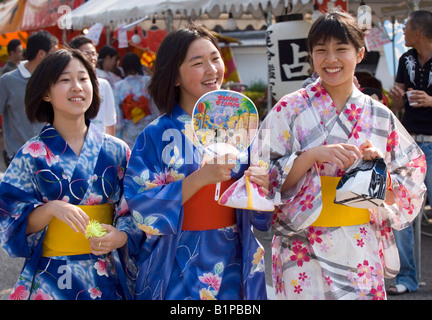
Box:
[88,224,128,255]
[26,200,89,235]
[199,153,237,185]
[359,139,383,160]
[52,202,89,234]
[359,140,395,204]
[314,143,362,171]
[182,153,237,204]
[244,165,270,196]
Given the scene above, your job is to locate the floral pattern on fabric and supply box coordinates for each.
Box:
[0,123,131,300]
[117,104,272,300]
[252,78,426,300]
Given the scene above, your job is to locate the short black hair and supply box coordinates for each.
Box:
[409,10,432,39]
[307,10,364,54]
[97,45,119,69]
[68,35,95,49]
[121,52,143,75]
[7,39,21,54]
[26,49,100,124]
[25,30,58,61]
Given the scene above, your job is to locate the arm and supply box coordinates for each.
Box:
[389,82,406,113]
[26,200,89,235]
[281,143,362,193]
[181,153,236,204]
[105,124,115,136]
[101,80,117,135]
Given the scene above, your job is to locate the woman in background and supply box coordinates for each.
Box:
[113,52,159,148]
[97,45,123,88]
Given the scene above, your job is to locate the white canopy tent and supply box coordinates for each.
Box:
[71,0,200,30]
[71,0,432,29]
[69,0,432,33]
[69,0,303,30]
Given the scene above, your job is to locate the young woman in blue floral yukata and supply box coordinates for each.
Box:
[252,10,426,299]
[114,23,273,300]
[0,49,131,300]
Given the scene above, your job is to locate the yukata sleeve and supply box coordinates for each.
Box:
[0,155,44,258]
[123,127,184,238]
[115,195,145,258]
[112,140,145,257]
[252,95,322,234]
[375,113,426,230]
[245,209,273,232]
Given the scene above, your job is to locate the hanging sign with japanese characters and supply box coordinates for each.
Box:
[266,15,311,101]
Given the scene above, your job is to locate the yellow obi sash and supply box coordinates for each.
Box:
[42,203,113,257]
[311,176,370,227]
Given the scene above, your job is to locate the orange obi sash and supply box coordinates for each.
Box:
[42,203,114,257]
[182,179,236,230]
[311,176,370,227]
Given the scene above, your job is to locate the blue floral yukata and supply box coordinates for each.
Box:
[116,104,272,300]
[0,123,130,300]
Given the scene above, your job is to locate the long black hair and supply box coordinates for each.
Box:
[147,23,220,114]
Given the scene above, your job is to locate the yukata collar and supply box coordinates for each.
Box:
[306,78,364,109]
[39,121,103,157]
[172,103,190,119]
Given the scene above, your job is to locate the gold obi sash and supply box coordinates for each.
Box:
[311,176,370,227]
[42,203,114,257]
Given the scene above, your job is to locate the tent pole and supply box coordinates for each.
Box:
[165,10,173,33]
[62,28,67,46]
[266,2,273,115]
[392,16,396,76]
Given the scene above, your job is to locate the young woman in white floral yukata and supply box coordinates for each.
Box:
[253,10,427,300]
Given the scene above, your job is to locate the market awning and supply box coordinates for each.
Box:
[0,0,84,34]
[0,0,25,34]
[20,0,84,31]
[70,0,294,30]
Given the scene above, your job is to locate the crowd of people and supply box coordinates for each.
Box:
[0,9,430,301]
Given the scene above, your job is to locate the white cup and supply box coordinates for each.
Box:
[406,91,418,106]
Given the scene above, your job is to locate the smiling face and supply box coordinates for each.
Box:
[43,57,93,122]
[311,37,364,94]
[176,37,225,111]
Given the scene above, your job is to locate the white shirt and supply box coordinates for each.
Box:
[92,77,117,133]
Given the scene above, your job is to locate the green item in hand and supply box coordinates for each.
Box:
[85,220,107,239]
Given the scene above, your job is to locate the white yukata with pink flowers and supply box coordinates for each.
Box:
[252,78,426,300]
[0,122,131,300]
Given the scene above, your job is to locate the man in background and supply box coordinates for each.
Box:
[0,39,24,75]
[68,35,117,136]
[0,30,58,167]
[389,10,432,296]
